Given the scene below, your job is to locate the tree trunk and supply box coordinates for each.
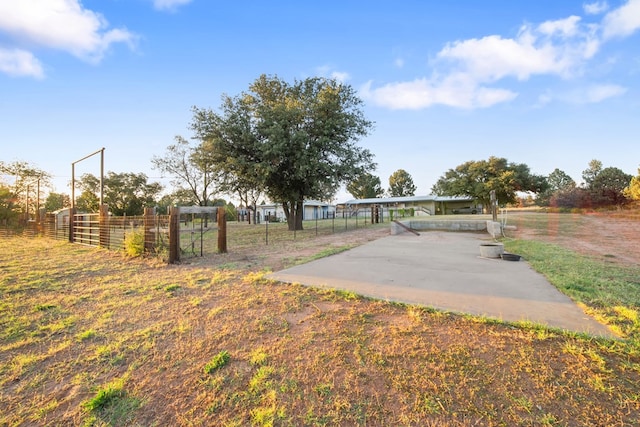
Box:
[283,199,304,231]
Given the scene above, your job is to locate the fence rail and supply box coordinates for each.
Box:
[3,204,394,263]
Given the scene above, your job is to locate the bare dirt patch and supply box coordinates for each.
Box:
[508,212,640,267]
[185,225,391,272]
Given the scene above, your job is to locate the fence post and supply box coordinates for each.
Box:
[144,207,155,254]
[68,207,76,243]
[169,207,180,264]
[99,204,109,248]
[217,207,227,253]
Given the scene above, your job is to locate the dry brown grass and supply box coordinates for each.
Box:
[1,217,639,426]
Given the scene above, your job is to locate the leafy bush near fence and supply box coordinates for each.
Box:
[124,230,144,257]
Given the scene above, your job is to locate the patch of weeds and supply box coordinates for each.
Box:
[82,377,140,426]
[250,347,269,366]
[10,352,45,379]
[321,288,360,302]
[95,344,124,365]
[204,350,230,374]
[210,270,237,285]
[294,245,353,265]
[164,284,181,295]
[249,366,275,393]
[314,382,333,398]
[415,394,445,415]
[508,394,533,413]
[406,306,425,323]
[279,378,299,394]
[30,398,59,421]
[34,303,57,311]
[38,315,77,335]
[305,408,333,426]
[256,315,289,333]
[83,381,124,412]
[538,413,559,426]
[77,329,97,342]
[217,262,239,270]
[243,271,271,285]
[200,373,226,392]
[172,320,191,334]
[251,397,285,427]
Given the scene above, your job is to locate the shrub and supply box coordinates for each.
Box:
[124,230,144,257]
[204,350,230,374]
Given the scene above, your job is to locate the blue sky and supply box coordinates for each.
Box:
[1,0,639,203]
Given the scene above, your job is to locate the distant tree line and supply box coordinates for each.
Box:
[429,157,636,210]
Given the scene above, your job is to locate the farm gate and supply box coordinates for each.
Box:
[57,205,226,263]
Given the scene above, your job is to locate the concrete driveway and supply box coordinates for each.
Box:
[268,231,614,338]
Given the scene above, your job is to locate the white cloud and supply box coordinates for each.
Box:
[0,47,44,78]
[538,15,582,37]
[602,0,640,39]
[360,76,517,110]
[583,1,609,15]
[394,57,405,68]
[583,83,627,102]
[330,71,350,82]
[363,2,640,111]
[0,0,136,77]
[364,16,599,110]
[438,18,601,82]
[315,65,350,82]
[543,83,627,104]
[153,0,193,12]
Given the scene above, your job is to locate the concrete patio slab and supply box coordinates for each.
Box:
[268,231,615,338]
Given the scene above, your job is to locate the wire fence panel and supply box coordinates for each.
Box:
[226,211,385,250]
[177,213,219,259]
[3,206,389,262]
[42,213,69,240]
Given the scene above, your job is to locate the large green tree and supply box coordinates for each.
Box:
[431,156,546,207]
[590,167,632,206]
[582,159,603,188]
[537,168,575,206]
[78,172,163,216]
[388,169,416,197]
[0,184,19,226]
[347,173,384,199]
[44,192,70,212]
[0,160,51,218]
[191,74,375,230]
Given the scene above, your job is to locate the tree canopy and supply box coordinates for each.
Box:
[537,168,575,206]
[0,184,19,225]
[388,169,416,197]
[347,173,384,199]
[45,193,70,212]
[590,167,632,206]
[151,136,218,207]
[190,74,375,230]
[431,156,546,207]
[582,159,603,188]
[0,160,52,219]
[78,172,163,216]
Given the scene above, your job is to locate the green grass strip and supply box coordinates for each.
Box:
[504,239,640,342]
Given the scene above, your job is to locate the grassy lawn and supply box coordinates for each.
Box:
[1,214,639,425]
